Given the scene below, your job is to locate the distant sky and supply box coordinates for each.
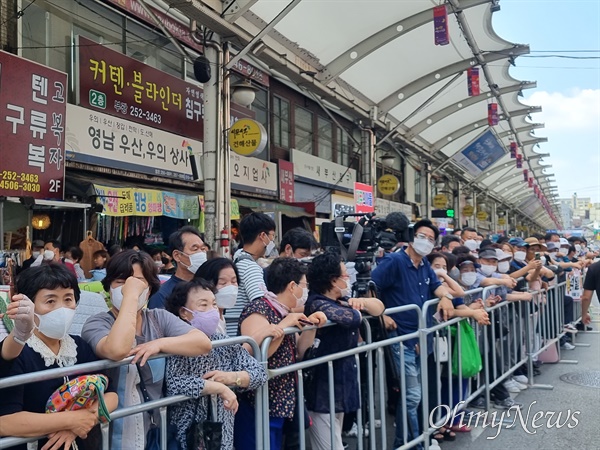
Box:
[493,1,600,203]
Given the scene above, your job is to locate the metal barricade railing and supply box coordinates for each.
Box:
[259,304,425,450]
[0,335,263,450]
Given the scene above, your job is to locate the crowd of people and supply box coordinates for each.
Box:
[0,214,598,450]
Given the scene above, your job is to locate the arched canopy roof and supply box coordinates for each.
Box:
[163,0,559,228]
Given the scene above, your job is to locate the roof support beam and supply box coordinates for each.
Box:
[521,137,548,146]
[497,123,545,140]
[318,0,489,82]
[222,0,258,23]
[377,45,529,116]
[225,0,302,70]
[407,82,536,138]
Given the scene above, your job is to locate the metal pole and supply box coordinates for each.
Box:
[0,200,4,250]
[222,43,232,257]
[202,40,223,248]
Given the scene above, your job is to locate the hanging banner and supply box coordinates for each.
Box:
[162,191,200,219]
[0,50,67,200]
[516,154,523,169]
[523,169,528,181]
[487,102,499,126]
[94,184,134,216]
[278,159,295,203]
[65,104,199,181]
[433,5,450,46]
[450,129,505,176]
[528,177,533,188]
[354,182,374,214]
[230,199,241,220]
[467,67,480,96]
[510,141,518,158]
[133,188,163,216]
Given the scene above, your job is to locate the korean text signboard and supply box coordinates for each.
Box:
[78,36,205,140]
[450,129,505,176]
[0,51,67,199]
[230,153,277,196]
[65,104,200,181]
[279,159,294,203]
[354,182,374,214]
[290,149,356,193]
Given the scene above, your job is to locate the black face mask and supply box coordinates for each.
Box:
[161,257,170,265]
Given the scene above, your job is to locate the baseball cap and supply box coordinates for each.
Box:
[32,240,45,248]
[559,238,570,247]
[508,237,528,247]
[478,248,499,260]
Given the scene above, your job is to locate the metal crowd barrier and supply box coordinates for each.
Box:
[0,335,263,450]
[0,279,591,450]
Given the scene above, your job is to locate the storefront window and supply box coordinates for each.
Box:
[317,116,333,161]
[337,126,352,166]
[295,106,313,154]
[252,87,269,160]
[273,96,290,148]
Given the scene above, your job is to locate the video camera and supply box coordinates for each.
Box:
[320,211,413,296]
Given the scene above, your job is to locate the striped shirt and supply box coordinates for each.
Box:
[224,250,265,336]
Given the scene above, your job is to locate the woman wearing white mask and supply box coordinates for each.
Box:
[0,264,119,450]
[81,250,211,450]
[235,258,326,450]
[195,258,240,335]
[304,252,385,450]
[164,279,267,450]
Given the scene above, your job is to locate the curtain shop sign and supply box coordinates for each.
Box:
[0,50,67,199]
[65,104,201,181]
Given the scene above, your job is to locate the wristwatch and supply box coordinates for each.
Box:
[235,372,242,387]
[442,293,453,300]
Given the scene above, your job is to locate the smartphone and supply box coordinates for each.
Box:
[535,252,541,260]
[433,311,443,323]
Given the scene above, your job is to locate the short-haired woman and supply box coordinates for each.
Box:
[305,251,385,450]
[164,278,267,450]
[82,250,211,450]
[0,264,119,450]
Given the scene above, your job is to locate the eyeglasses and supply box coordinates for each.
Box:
[416,233,436,244]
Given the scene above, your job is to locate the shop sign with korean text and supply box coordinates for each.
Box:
[290,149,356,193]
[229,118,267,156]
[331,193,355,218]
[0,51,67,199]
[65,104,200,181]
[377,174,400,196]
[354,182,374,214]
[278,159,294,203]
[230,153,277,196]
[450,129,505,176]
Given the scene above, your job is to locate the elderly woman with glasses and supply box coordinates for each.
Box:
[304,250,385,450]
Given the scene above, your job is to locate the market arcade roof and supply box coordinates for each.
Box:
[163,0,559,229]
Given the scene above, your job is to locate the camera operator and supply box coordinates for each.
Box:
[371,219,454,449]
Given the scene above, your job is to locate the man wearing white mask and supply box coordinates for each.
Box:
[18,240,45,273]
[148,226,207,309]
[372,219,454,448]
[228,213,277,336]
[461,227,479,253]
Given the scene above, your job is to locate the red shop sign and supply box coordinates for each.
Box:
[78,36,205,140]
[0,51,67,200]
[279,159,294,203]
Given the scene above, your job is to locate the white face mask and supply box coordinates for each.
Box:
[215,284,238,309]
[32,251,41,259]
[461,272,477,286]
[181,251,208,274]
[263,236,276,256]
[412,237,434,256]
[464,240,479,251]
[498,261,511,274]
[479,264,497,276]
[514,251,527,262]
[540,256,547,265]
[154,260,164,269]
[35,307,76,340]
[110,285,150,311]
[337,278,352,298]
[293,285,309,308]
[43,250,55,260]
[575,244,582,253]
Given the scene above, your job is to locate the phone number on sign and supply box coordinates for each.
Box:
[0,171,41,192]
[129,105,162,124]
